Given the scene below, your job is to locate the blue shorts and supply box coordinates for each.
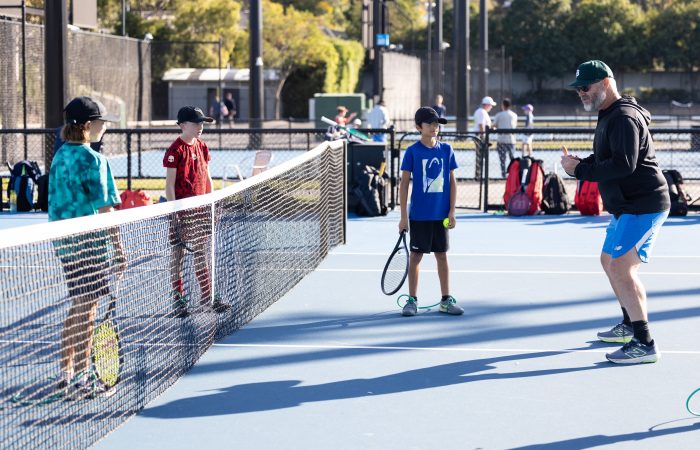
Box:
[601,211,669,263]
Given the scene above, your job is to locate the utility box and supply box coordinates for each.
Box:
[313,93,367,128]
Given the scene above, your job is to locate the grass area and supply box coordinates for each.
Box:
[115,178,231,192]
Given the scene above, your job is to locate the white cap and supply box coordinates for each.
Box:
[481,96,497,106]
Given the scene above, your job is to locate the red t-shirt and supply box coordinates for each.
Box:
[163,137,211,199]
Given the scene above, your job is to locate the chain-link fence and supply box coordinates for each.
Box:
[0,18,150,132]
[0,127,397,208]
[484,127,700,211]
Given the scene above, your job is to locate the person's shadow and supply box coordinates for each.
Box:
[142,350,610,418]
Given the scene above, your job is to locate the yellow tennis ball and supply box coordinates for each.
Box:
[443,218,450,228]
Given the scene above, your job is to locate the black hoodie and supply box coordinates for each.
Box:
[574,96,670,217]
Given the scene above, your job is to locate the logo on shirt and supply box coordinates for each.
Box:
[191,152,197,160]
[168,155,175,163]
[423,157,444,193]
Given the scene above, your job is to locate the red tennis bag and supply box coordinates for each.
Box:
[118,189,153,210]
[503,157,545,215]
[575,180,604,215]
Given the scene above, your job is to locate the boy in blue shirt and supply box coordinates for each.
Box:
[398,107,463,316]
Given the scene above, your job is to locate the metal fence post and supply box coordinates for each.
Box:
[126,130,132,191]
[483,127,491,212]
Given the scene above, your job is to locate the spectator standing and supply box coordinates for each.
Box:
[521,104,535,156]
[472,96,497,178]
[366,99,390,143]
[492,98,518,178]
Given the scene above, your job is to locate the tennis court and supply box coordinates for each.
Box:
[92,211,700,449]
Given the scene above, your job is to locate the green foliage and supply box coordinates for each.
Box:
[648,1,700,71]
[566,0,648,72]
[330,39,364,92]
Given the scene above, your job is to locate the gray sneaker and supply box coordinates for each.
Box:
[597,322,633,343]
[402,297,418,316]
[439,296,464,315]
[606,338,659,364]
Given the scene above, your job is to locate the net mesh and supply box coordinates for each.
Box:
[0,140,346,449]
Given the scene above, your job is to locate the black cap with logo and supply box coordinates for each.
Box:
[177,106,214,124]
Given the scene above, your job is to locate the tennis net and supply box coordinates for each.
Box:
[0,140,346,449]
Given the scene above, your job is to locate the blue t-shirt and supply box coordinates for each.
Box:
[400,140,458,220]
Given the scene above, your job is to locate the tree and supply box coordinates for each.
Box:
[566,0,648,73]
[499,0,573,90]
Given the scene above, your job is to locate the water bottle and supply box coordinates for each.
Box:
[9,190,17,213]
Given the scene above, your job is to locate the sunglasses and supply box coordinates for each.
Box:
[575,79,602,93]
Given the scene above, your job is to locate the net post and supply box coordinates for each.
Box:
[342,140,348,245]
[210,201,216,306]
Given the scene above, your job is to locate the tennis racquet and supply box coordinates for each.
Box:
[171,213,197,253]
[320,116,370,141]
[381,230,409,295]
[508,167,532,216]
[92,292,123,389]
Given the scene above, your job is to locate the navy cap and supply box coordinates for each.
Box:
[177,106,214,124]
[64,96,119,125]
[415,107,447,125]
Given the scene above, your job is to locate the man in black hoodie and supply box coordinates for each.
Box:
[561,60,670,365]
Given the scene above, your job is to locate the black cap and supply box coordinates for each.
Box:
[64,96,119,125]
[415,107,447,125]
[177,106,214,124]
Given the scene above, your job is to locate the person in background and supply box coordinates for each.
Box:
[521,104,535,156]
[49,96,125,399]
[223,92,237,127]
[472,96,497,178]
[432,94,447,118]
[334,105,356,126]
[366,99,390,143]
[492,98,518,178]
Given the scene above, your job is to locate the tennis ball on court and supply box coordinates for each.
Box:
[443,218,450,228]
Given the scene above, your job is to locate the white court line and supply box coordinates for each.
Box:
[317,268,700,275]
[332,252,700,259]
[213,342,700,355]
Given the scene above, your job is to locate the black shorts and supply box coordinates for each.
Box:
[60,259,110,299]
[409,220,449,254]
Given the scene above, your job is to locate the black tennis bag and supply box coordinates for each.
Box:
[7,160,41,211]
[663,169,691,216]
[353,165,388,217]
[541,172,571,215]
[36,174,49,212]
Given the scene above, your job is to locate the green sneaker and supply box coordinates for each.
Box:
[172,290,188,318]
[401,296,418,316]
[439,296,464,315]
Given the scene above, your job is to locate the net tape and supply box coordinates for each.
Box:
[0,140,346,449]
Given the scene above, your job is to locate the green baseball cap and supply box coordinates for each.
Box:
[569,60,614,87]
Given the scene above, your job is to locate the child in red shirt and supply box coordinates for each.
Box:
[163,106,230,316]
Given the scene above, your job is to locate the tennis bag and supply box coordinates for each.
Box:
[575,180,604,215]
[118,189,153,210]
[662,169,691,216]
[353,164,388,217]
[541,172,571,215]
[36,174,49,212]
[7,160,41,212]
[503,157,545,215]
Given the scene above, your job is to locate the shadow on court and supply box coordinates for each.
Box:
[140,351,611,418]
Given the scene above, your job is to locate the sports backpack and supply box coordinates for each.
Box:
[575,180,604,215]
[353,165,388,217]
[7,160,41,212]
[503,157,545,215]
[541,172,571,215]
[662,169,691,216]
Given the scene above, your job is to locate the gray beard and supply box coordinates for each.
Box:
[582,89,607,112]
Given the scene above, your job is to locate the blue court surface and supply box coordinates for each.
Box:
[86,212,700,450]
